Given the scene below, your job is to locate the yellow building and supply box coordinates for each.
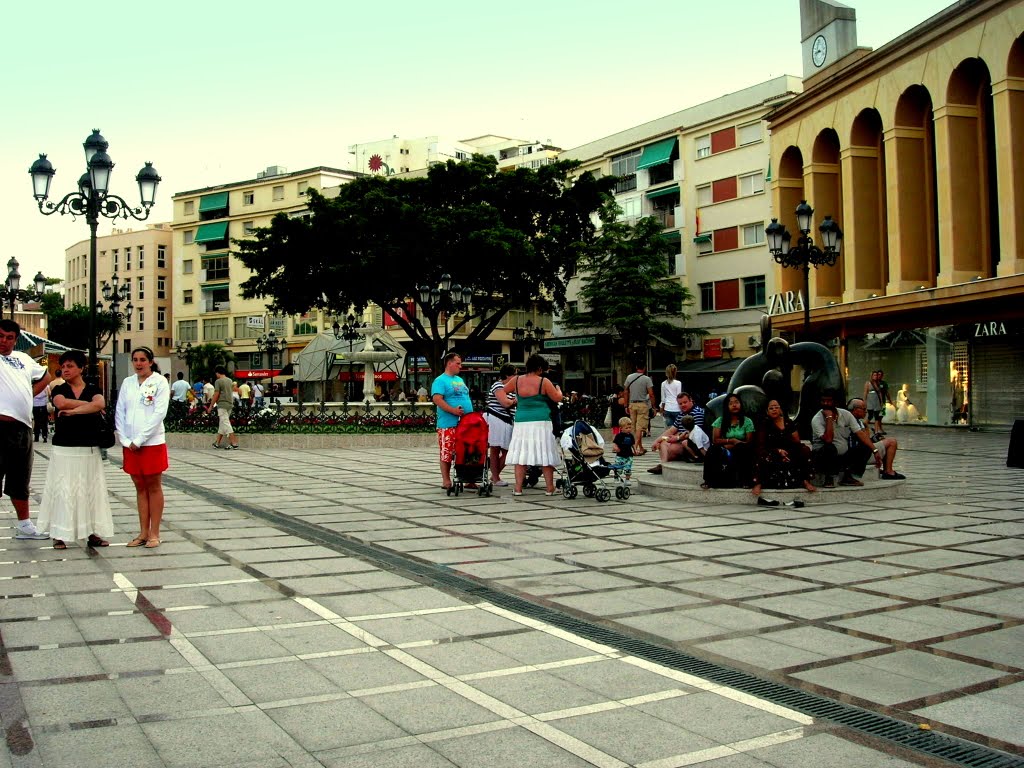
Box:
[170,166,361,383]
[767,0,1023,429]
[557,76,802,396]
[64,223,174,368]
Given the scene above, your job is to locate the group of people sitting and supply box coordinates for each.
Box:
[646,390,906,502]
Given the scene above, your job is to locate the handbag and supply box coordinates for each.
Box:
[577,433,604,460]
[97,410,116,449]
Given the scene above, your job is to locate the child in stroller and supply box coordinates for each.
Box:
[448,412,493,497]
[556,420,631,502]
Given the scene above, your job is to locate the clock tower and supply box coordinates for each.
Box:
[800,0,860,79]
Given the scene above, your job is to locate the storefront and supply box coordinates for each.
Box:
[543,334,616,397]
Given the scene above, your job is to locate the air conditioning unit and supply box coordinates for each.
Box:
[748,335,762,349]
[224,338,234,346]
[684,335,702,351]
[721,336,735,350]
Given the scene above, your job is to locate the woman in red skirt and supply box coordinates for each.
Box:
[114,347,170,548]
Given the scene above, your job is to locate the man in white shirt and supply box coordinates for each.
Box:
[170,372,190,402]
[812,393,905,487]
[0,320,52,539]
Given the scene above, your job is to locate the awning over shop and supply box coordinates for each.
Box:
[677,358,745,374]
[646,184,679,200]
[16,330,73,356]
[194,221,229,243]
[198,191,229,214]
[637,137,678,170]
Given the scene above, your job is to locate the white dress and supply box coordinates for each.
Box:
[37,383,113,542]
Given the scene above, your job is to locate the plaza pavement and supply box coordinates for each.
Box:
[0,425,1020,767]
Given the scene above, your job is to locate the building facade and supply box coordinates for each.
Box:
[170,166,362,383]
[64,223,174,370]
[556,76,802,397]
[348,134,560,176]
[767,0,1024,429]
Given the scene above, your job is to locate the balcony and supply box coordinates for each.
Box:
[651,209,676,229]
[200,299,230,314]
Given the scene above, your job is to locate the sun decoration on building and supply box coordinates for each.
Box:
[368,154,394,175]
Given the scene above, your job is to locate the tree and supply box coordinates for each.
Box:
[235,155,613,375]
[559,211,699,374]
[185,343,236,384]
[40,293,121,353]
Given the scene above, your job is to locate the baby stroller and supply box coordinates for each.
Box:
[556,420,631,502]
[448,412,493,497]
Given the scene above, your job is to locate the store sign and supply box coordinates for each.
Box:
[246,316,266,329]
[975,321,1008,337]
[767,290,805,316]
[544,336,596,349]
[235,369,280,379]
[703,338,722,359]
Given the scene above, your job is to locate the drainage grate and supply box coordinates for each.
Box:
[162,474,1024,768]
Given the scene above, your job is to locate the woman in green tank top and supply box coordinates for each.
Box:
[497,354,563,496]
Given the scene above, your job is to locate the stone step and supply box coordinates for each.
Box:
[636,460,907,504]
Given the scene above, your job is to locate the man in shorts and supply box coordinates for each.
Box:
[0,320,52,539]
[206,366,239,450]
[622,363,655,453]
[431,352,473,490]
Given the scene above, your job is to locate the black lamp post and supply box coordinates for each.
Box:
[416,273,473,382]
[765,200,843,338]
[256,331,286,399]
[512,319,546,356]
[98,275,133,405]
[29,130,160,384]
[332,315,365,402]
[0,258,49,321]
[175,341,192,381]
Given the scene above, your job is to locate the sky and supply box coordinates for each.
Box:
[2,0,953,281]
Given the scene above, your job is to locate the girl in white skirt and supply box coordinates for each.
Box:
[37,350,113,550]
[498,354,563,496]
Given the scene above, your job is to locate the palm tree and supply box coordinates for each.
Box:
[186,343,236,384]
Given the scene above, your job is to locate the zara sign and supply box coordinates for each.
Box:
[766,290,805,316]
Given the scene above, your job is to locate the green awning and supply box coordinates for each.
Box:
[660,230,681,242]
[194,221,229,243]
[198,192,229,213]
[200,281,230,289]
[646,185,679,200]
[693,234,712,244]
[201,250,229,259]
[637,137,678,170]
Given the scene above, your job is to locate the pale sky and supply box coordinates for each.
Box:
[3,0,952,282]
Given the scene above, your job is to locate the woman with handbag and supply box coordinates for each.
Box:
[114,347,171,549]
[498,354,563,497]
[37,350,113,550]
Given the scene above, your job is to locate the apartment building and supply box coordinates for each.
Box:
[64,223,174,367]
[348,134,560,176]
[556,76,802,396]
[767,0,1024,429]
[170,166,362,380]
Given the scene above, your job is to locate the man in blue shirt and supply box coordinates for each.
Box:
[431,352,473,490]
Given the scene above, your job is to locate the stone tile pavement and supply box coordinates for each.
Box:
[0,425,1019,766]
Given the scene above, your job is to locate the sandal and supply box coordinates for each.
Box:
[53,539,67,550]
[126,536,148,547]
[144,538,161,549]
[87,534,109,547]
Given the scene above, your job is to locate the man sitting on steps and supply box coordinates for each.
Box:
[648,393,707,475]
[811,393,905,487]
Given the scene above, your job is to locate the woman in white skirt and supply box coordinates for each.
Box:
[498,354,563,496]
[38,350,113,550]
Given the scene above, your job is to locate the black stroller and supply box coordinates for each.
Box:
[555,420,631,502]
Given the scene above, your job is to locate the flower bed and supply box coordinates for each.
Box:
[164,400,436,434]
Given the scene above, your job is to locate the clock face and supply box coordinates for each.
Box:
[812,35,827,67]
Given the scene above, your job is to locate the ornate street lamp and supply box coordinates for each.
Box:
[332,315,365,402]
[765,200,843,337]
[175,341,192,381]
[97,275,134,405]
[512,319,546,355]
[29,130,160,383]
[0,258,48,320]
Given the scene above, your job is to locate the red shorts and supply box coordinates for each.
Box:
[122,444,169,476]
[437,427,457,464]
